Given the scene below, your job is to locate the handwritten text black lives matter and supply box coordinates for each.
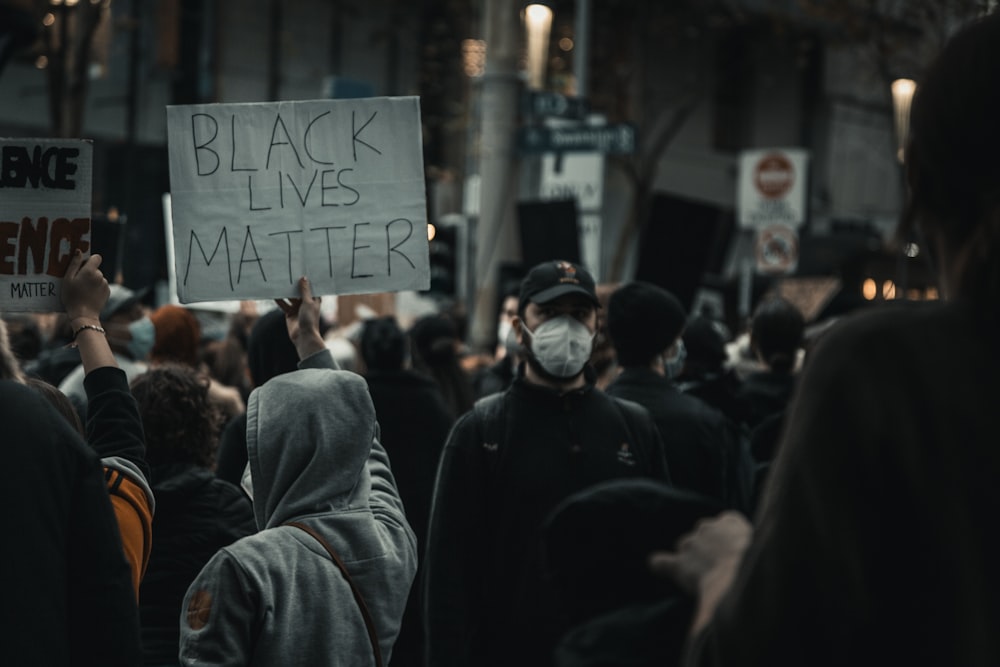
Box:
[181,108,418,290]
[0,144,88,300]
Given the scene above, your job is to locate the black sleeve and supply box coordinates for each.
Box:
[215,412,249,488]
[423,411,491,667]
[67,450,143,665]
[84,366,150,480]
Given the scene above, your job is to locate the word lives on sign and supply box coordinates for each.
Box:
[166,97,430,304]
[0,138,93,312]
[737,148,809,275]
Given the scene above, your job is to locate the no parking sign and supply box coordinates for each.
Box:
[738,148,809,274]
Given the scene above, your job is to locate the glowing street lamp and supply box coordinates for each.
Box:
[524,4,553,90]
[891,78,916,164]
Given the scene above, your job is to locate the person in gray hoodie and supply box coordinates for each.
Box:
[178,277,417,667]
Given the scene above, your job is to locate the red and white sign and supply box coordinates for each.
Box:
[754,223,799,275]
[738,148,808,229]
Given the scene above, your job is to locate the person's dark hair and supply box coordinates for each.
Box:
[246,309,300,387]
[409,314,474,418]
[682,316,728,377]
[606,282,687,367]
[130,364,222,468]
[750,298,805,375]
[360,316,408,372]
[25,377,84,438]
[900,13,1000,304]
[4,315,41,362]
[201,337,252,403]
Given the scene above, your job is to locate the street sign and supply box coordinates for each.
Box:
[521,91,588,119]
[755,223,799,275]
[517,123,636,154]
[737,148,809,229]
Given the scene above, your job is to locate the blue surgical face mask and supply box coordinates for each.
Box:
[661,339,687,381]
[126,315,156,360]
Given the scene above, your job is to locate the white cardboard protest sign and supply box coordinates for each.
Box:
[0,138,93,312]
[166,97,429,303]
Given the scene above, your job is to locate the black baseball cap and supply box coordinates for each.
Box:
[519,260,600,309]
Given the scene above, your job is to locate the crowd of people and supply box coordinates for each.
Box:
[1,11,999,666]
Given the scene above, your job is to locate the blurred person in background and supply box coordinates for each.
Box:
[409,313,474,419]
[678,316,748,428]
[59,283,153,414]
[651,14,1000,666]
[359,315,454,667]
[473,284,521,398]
[606,282,750,511]
[736,298,805,433]
[131,364,256,667]
[149,304,245,421]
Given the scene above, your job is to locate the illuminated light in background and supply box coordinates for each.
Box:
[904,242,919,258]
[35,55,48,69]
[882,280,896,300]
[43,12,55,26]
[427,223,436,242]
[891,78,916,163]
[462,39,486,78]
[524,4,553,90]
[862,278,877,301]
[926,286,939,300]
[558,37,574,51]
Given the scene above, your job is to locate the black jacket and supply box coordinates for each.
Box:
[424,370,670,667]
[0,380,141,665]
[139,463,256,664]
[365,369,454,667]
[607,368,751,510]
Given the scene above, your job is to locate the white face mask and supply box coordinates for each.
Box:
[497,319,513,345]
[662,339,687,380]
[522,315,595,379]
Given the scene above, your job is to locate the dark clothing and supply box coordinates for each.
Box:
[215,412,249,488]
[735,371,796,428]
[424,371,671,667]
[24,343,81,387]
[140,463,256,665]
[364,368,454,667]
[0,380,141,666]
[687,300,1000,666]
[679,368,748,427]
[607,368,750,510]
[472,354,517,399]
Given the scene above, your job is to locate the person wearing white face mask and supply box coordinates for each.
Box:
[424,260,671,667]
[59,283,154,416]
[605,282,752,512]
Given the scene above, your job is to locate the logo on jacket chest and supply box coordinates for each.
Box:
[616,442,636,466]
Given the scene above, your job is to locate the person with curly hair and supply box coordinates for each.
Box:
[131,364,256,666]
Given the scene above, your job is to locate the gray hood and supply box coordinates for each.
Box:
[246,368,376,530]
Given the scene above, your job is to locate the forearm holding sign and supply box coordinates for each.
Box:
[62,250,155,597]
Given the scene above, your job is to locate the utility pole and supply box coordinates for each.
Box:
[469,0,522,349]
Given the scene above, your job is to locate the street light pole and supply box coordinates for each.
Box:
[469,0,522,349]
